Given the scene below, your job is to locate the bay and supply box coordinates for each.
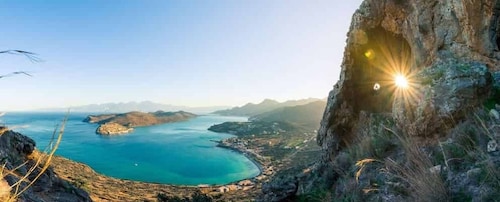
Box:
[0,112,259,185]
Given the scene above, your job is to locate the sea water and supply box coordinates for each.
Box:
[0,112,259,185]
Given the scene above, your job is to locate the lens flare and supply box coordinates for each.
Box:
[395,74,409,88]
[364,49,375,59]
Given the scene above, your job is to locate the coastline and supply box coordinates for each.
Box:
[214,138,276,180]
[49,138,271,201]
[216,142,264,173]
[51,155,262,201]
[210,139,265,176]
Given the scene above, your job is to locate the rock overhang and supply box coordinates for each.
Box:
[318,0,500,155]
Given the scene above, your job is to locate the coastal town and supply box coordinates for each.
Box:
[205,121,321,197]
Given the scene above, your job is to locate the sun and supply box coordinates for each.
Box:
[395,74,409,88]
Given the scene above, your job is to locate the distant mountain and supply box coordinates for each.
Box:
[249,100,327,129]
[37,101,230,114]
[213,98,322,117]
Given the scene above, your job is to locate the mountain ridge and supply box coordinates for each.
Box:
[213,98,324,117]
[249,100,327,129]
[35,101,230,114]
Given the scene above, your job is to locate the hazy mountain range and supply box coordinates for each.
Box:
[36,98,327,120]
[212,98,324,117]
[249,100,327,129]
[36,101,231,114]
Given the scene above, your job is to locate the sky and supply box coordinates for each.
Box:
[0,0,363,111]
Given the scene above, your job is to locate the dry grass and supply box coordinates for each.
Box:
[0,114,67,201]
[382,125,449,201]
[354,158,379,183]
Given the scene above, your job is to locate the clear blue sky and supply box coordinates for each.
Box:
[0,0,362,111]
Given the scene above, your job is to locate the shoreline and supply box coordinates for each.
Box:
[214,138,276,180]
[216,142,264,172]
[209,139,264,174]
[49,137,271,201]
[51,155,262,201]
[57,153,261,187]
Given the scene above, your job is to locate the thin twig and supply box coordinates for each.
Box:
[0,50,42,63]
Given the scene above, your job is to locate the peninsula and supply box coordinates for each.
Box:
[83,111,197,135]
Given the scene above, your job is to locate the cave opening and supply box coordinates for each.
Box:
[350,27,413,113]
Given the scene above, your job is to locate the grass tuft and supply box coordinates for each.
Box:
[0,113,67,201]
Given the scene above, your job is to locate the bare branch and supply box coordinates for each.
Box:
[0,71,33,79]
[0,49,41,79]
[0,50,43,62]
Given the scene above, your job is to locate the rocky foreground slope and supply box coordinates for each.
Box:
[0,127,91,201]
[261,0,500,201]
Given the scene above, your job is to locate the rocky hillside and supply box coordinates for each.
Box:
[249,101,327,129]
[84,111,196,127]
[84,111,197,135]
[213,98,322,117]
[261,0,500,201]
[0,127,91,201]
[208,121,297,136]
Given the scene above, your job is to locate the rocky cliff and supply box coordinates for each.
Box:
[318,0,499,160]
[261,0,500,201]
[0,127,91,201]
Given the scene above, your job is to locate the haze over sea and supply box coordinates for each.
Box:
[1,112,260,185]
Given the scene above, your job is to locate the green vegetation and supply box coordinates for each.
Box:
[484,86,500,110]
[296,189,332,202]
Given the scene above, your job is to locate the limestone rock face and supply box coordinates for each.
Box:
[96,122,134,135]
[393,59,492,136]
[318,0,500,165]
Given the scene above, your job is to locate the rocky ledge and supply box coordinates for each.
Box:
[84,110,197,135]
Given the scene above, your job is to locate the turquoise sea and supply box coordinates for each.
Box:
[0,112,260,185]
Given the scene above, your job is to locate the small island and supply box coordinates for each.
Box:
[96,122,134,135]
[84,111,197,135]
